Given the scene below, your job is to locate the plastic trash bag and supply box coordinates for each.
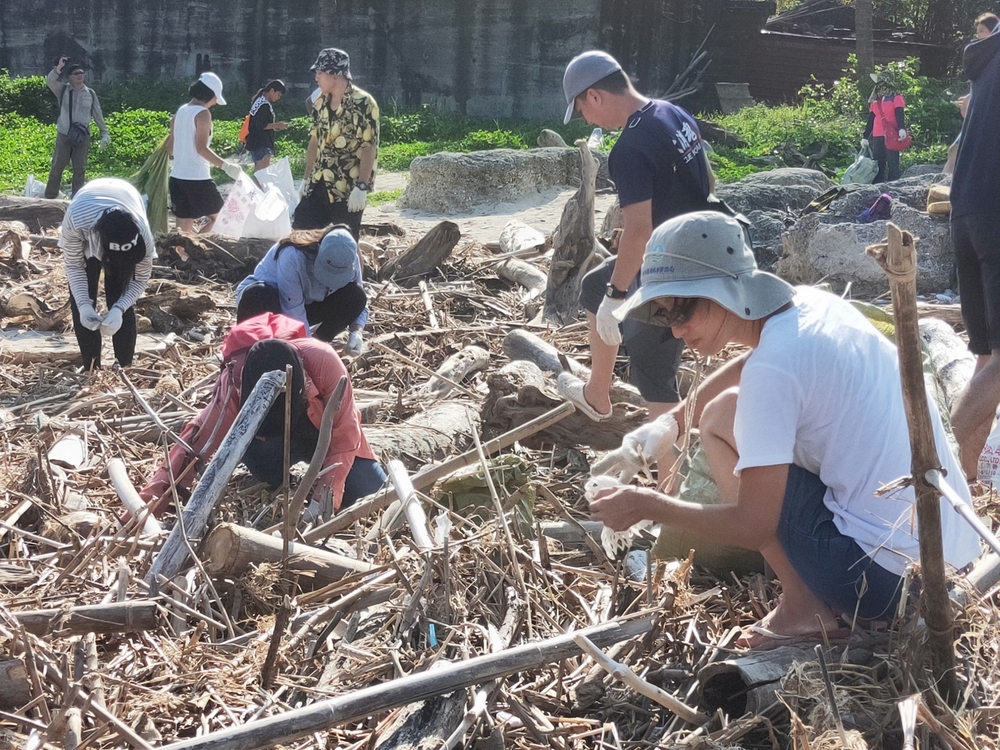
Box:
[214,173,292,240]
[23,174,47,199]
[842,143,878,185]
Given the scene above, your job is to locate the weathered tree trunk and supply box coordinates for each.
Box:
[543,141,600,324]
[855,0,874,83]
[0,196,68,231]
[379,221,461,285]
[202,523,372,583]
[497,259,547,301]
[498,220,546,257]
[422,346,491,398]
[373,692,466,750]
[156,232,275,283]
[919,317,975,411]
[366,402,480,467]
[13,601,159,636]
[0,659,30,710]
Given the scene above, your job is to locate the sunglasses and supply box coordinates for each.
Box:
[70,71,85,75]
[649,297,699,328]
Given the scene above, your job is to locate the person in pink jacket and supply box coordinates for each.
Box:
[138,313,384,517]
[861,70,907,183]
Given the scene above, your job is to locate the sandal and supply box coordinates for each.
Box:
[734,622,855,651]
[557,373,613,422]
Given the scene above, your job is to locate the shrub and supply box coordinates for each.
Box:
[0,113,57,192]
[0,72,57,120]
[459,129,526,151]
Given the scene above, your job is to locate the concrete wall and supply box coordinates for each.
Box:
[0,0,772,119]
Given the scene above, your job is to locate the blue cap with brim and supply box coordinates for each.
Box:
[314,227,358,291]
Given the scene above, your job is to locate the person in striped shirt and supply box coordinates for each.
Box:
[60,177,156,370]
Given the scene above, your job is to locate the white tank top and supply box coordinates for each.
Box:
[170,103,212,181]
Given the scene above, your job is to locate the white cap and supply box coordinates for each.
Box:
[198,72,226,105]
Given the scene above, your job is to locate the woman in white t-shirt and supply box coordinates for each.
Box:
[167,72,242,233]
[586,211,982,650]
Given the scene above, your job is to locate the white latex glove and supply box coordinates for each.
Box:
[860,138,869,149]
[101,306,123,336]
[221,160,243,179]
[347,185,368,212]
[345,329,364,356]
[99,133,110,149]
[78,302,102,331]
[595,295,625,346]
[898,129,907,140]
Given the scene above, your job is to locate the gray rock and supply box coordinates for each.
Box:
[731,167,835,192]
[828,172,950,216]
[903,164,946,178]
[537,129,568,148]
[746,209,791,270]
[716,168,835,214]
[399,148,612,213]
[776,203,954,296]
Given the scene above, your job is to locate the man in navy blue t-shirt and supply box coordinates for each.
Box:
[556,50,714,422]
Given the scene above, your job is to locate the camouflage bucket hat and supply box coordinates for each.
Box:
[311,48,352,79]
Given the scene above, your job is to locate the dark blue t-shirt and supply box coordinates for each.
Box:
[953,29,1000,219]
[608,99,711,227]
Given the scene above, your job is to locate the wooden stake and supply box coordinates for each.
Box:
[866,223,957,703]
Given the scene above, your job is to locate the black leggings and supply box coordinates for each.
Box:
[236,281,366,342]
[70,256,138,370]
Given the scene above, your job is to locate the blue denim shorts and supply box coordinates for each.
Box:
[250,146,274,163]
[778,465,904,621]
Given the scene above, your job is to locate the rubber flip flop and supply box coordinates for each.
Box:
[557,372,613,422]
[735,622,855,651]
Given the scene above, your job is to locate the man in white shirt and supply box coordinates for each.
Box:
[589,211,981,648]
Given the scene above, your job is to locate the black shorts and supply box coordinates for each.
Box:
[292,182,362,239]
[580,257,684,403]
[952,212,1000,355]
[169,177,224,219]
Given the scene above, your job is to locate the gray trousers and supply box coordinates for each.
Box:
[45,132,91,198]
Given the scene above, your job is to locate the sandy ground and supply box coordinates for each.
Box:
[372,171,618,245]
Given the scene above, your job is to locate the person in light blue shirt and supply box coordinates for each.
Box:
[235,225,368,353]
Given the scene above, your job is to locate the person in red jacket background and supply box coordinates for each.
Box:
[861,70,907,183]
[138,314,385,517]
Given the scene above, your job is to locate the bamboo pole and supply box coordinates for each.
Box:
[866,223,957,703]
[12,600,159,636]
[303,401,576,541]
[156,615,653,750]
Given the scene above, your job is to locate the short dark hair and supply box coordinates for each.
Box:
[264,79,286,94]
[976,12,999,31]
[189,80,216,102]
[586,70,630,95]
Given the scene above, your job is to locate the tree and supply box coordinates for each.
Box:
[856,0,874,84]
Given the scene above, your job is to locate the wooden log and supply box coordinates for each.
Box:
[498,220,545,257]
[0,659,30,710]
[63,707,82,750]
[373,691,466,750]
[503,328,588,377]
[12,600,159,636]
[155,232,275,283]
[867,224,957,703]
[303,402,575,541]
[201,523,372,583]
[0,195,68,231]
[144,370,285,594]
[378,221,461,285]
[156,615,654,750]
[365,402,480,467]
[482,360,645,450]
[919,317,975,411]
[497,259,547,301]
[543,141,600,325]
[422,346,490,399]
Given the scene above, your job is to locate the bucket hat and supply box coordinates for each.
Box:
[314,227,358,291]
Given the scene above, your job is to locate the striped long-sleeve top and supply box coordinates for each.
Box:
[59,177,157,312]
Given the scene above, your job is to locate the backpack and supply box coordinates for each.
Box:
[238,113,251,144]
[221,312,307,364]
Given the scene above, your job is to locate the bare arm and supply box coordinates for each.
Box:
[303,133,319,182]
[703,149,716,194]
[357,143,376,184]
[193,109,226,168]
[46,60,66,97]
[609,201,653,292]
[165,116,175,157]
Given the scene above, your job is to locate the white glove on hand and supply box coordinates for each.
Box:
[860,138,869,149]
[99,133,110,149]
[347,185,368,212]
[101,306,123,336]
[595,295,626,346]
[345,329,364,356]
[619,414,679,468]
[898,129,907,140]
[221,161,243,179]
[590,447,642,484]
[78,303,102,331]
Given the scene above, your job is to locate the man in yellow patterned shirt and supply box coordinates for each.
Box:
[295,48,379,238]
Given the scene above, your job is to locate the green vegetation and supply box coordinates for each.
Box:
[0,56,966,193]
[368,188,404,206]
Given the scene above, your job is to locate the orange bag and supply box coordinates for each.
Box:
[238,113,251,144]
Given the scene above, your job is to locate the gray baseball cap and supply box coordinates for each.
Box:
[314,227,358,291]
[615,211,795,324]
[562,50,622,124]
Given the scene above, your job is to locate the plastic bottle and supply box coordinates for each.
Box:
[977,413,1000,488]
[587,127,603,150]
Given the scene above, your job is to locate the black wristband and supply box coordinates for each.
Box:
[605,283,627,300]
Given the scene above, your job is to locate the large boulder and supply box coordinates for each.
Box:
[399,148,611,213]
[715,168,835,214]
[777,203,953,296]
[828,172,950,216]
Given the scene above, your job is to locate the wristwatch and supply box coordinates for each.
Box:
[356,180,370,192]
[605,283,627,300]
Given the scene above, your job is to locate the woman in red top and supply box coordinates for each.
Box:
[862,71,907,183]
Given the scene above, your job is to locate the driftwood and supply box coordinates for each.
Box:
[108,458,163,538]
[498,220,546,257]
[543,140,600,325]
[482,360,645,450]
[867,224,957,702]
[13,600,160,636]
[156,615,654,750]
[144,370,285,594]
[0,659,30,710]
[156,232,275,283]
[422,345,490,398]
[379,221,461,285]
[303,402,575,542]
[0,195,68,231]
[919,317,975,410]
[373,692,466,750]
[201,523,373,583]
[366,401,480,467]
[503,328,588,378]
[497,259,547,301]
